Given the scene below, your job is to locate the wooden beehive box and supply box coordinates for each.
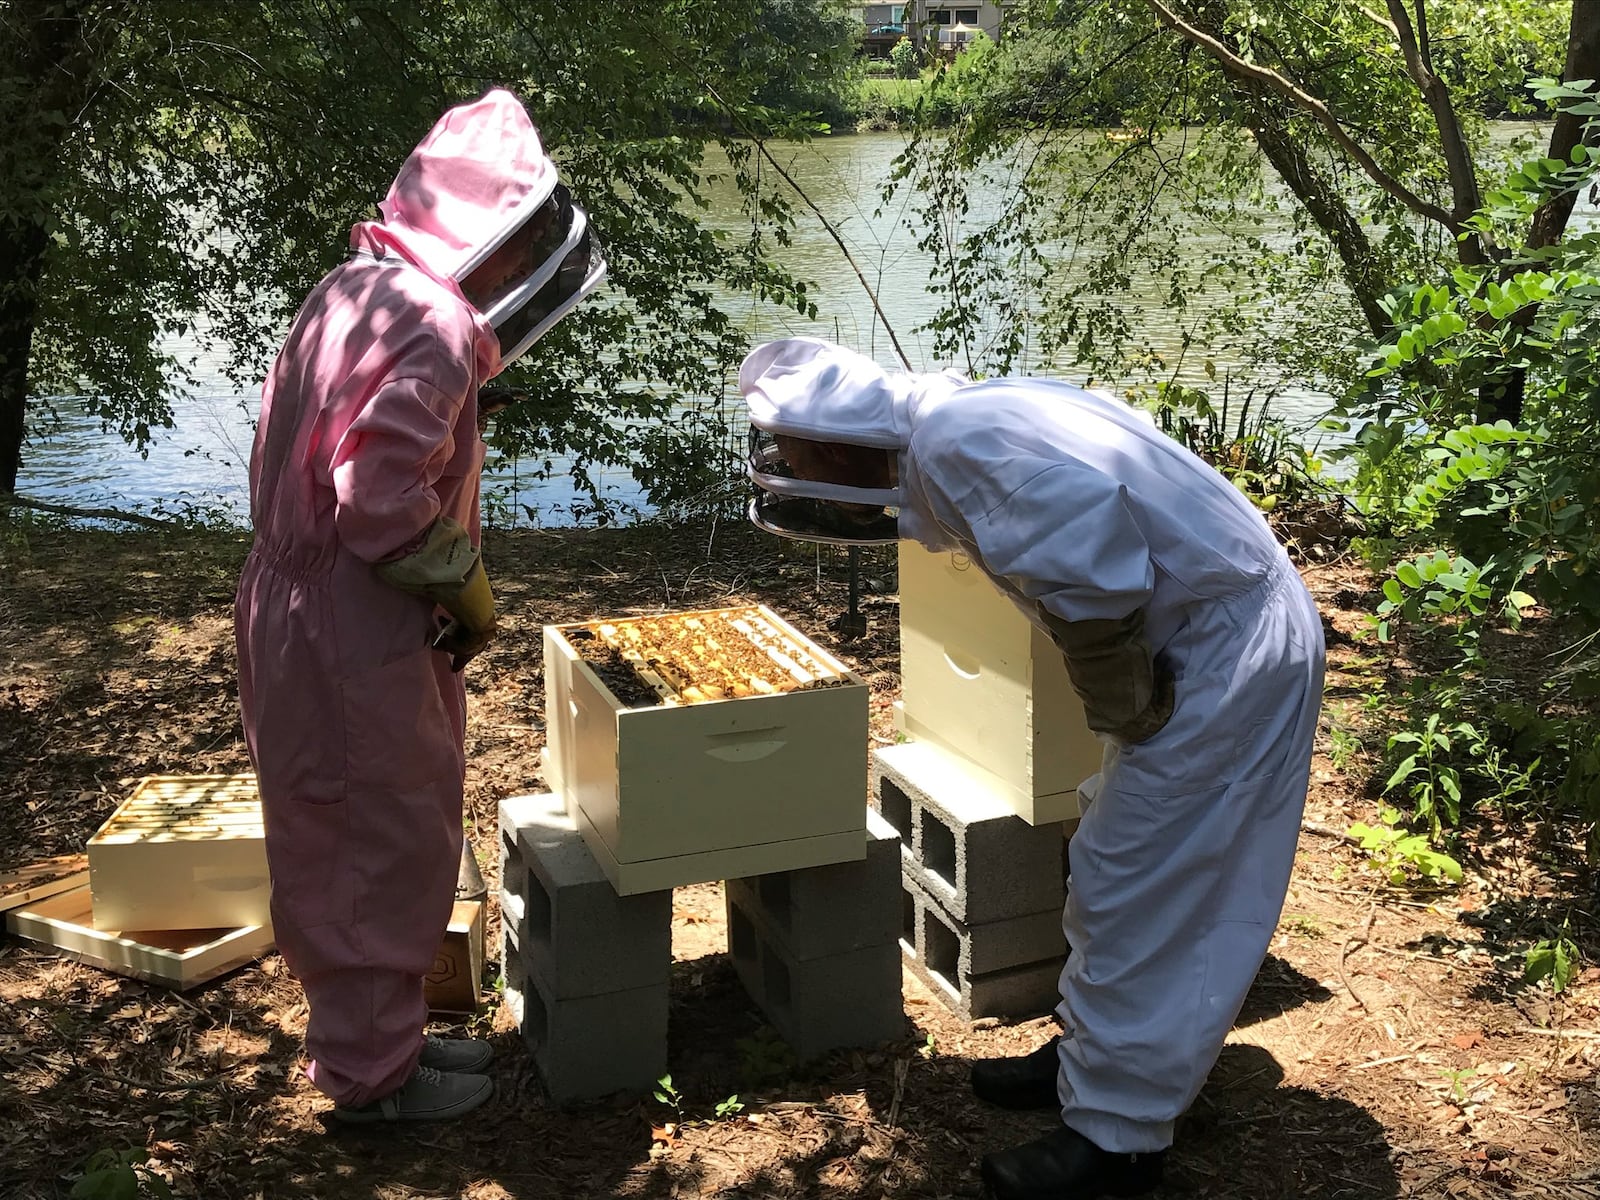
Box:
[423,899,485,1014]
[896,544,1101,825]
[543,605,869,895]
[88,775,271,932]
[5,885,273,990]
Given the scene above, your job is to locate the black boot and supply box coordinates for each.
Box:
[970,1036,1061,1110]
[981,1126,1165,1200]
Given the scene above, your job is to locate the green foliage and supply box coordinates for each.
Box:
[883,0,1571,393]
[714,1094,745,1119]
[736,1026,798,1089]
[71,1148,172,1200]
[1523,933,1580,993]
[890,36,921,80]
[732,0,864,130]
[1142,377,1323,512]
[652,1073,684,1121]
[1348,805,1464,886]
[1382,713,1476,836]
[1327,724,1363,773]
[3,0,849,509]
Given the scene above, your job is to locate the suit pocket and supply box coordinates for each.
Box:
[341,648,458,794]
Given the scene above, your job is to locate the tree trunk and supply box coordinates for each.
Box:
[0,0,100,495]
[1477,4,1600,424]
[1244,99,1393,338]
[1529,3,1600,251]
[1176,1,1393,336]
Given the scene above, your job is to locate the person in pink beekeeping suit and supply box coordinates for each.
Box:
[234,89,606,1124]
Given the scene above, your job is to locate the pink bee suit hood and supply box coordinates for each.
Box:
[350,87,563,381]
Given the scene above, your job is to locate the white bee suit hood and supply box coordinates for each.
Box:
[737,337,966,545]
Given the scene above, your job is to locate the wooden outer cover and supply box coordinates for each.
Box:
[544,605,869,879]
[897,544,1099,824]
[5,885,273,990]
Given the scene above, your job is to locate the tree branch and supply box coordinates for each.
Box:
[1145,0,1459,233]
[1,494,186,530]
[1386,0,1486,261]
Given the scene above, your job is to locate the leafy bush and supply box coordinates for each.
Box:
[1335,79,1600,857]
[890,36,920,79]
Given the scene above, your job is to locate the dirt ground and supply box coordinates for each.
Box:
[1,514,1597,1200]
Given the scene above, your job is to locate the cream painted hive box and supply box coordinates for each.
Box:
[543,605,868,895]
[897,544,1101,824]
[88,774,271,932]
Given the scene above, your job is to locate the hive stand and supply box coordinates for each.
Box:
[874,741,1067,1020]
[499,794,671,1105]
[724,809,906,1059]
[498,794,907,1104]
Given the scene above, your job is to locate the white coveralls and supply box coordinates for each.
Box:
[898,379,1324,1153]
[741,343,1325,1154]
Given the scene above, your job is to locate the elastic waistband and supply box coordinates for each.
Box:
[245,539,334,586]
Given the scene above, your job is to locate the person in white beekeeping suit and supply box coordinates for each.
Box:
[738,337,1325,1200]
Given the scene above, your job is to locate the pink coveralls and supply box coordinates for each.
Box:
[234,92,551,1106]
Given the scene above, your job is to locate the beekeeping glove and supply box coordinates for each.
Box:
[1036,605,1174,745]
[376,517,497,671]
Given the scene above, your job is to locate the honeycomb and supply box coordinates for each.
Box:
[565,606,845,706]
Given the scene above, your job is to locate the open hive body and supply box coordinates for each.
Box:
[544,605,869,894]
[896,544,1101,824]
[87,774,271,931]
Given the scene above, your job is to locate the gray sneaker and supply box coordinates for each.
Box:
[419,1034,494,1073]
[330,1065,493,1124]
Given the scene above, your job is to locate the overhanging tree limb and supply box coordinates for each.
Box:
[1145,0,1459,233]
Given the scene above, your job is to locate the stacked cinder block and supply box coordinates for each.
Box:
[498,793,673,1104]
[724,809,906,1059]
[874,742,1067,1019]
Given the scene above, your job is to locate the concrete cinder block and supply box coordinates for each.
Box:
[727,888,904,1060]
[725,808,901,961]
[511,793,672,999]
[908,950,1063,1022]
[902,873,1064,978]
[900,878,1064,1020]
[500,921,527,1030]
[498,792,555,890]
[874,742,1065,924]
[517,948,670,1105]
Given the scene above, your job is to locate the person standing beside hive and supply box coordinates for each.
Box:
[235,88,606,1123]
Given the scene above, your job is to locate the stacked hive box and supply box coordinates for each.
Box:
[542,606,869,893]
[3,776,275,990]
[885,545,1104,1019]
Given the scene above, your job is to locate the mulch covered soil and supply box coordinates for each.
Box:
[1,515,1597,1199]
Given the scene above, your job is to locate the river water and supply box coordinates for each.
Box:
[15,124,1561,525]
